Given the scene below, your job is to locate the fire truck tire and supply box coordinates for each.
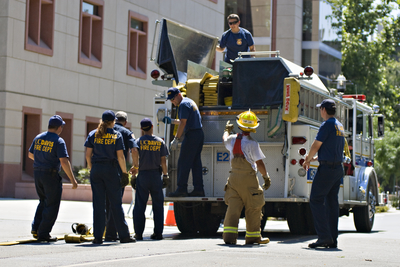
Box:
[353,177,377,233]
[174,202,196,235]
[304,203,316,235]
[260,213,268,233]
[193,203,222,236]
[286,203,308,235]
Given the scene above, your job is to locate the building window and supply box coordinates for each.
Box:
[22,107,42,179]
[79,0,104,68]
[24,0,55,56]
[127,11,148,79]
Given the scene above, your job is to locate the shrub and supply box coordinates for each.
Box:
[72,166,90,184]
[376,206,389,213]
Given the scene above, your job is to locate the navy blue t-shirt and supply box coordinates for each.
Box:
[219,28,254,63]
[114,123,137,159]
[178,97,202,132]
[315,117,345,162]
[136,135,168,171]
[84,128,125,162]
[29,131,69,170]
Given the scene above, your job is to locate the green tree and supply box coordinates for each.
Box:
[327,0,400,190]
[375,130,400,191]
[327,0,400,126]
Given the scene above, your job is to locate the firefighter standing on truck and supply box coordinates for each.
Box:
[165,87,205,197]
[222,110,271,245]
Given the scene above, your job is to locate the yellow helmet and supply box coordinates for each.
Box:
[236,109,260,133]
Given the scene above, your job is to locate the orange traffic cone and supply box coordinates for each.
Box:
[164,202,176,226]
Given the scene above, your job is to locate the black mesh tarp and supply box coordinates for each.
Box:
[156,19,179,84]
[232,58,288,109]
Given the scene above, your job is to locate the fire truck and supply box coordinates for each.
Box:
[149,19,384,235]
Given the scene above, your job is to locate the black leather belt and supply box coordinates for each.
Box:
[319,161,342,166]
[34,168,58,173]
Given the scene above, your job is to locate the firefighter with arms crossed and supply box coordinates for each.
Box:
[129,118,169,240]
[303,99,344,249]
[222,110,271,245]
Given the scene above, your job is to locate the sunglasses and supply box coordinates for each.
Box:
[228,20,238,25]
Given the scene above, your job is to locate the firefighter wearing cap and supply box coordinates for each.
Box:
[303,99,344,249]
[165,87,205,197]
[104,111,138,242]
[129,118,169,240]
[222,110,271,245]
[84,110,135,244]
[28,115,78,243]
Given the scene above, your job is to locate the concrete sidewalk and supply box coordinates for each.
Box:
[0,198,172,243]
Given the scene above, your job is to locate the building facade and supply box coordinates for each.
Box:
[0,0,225,197]
[0,0,340,198]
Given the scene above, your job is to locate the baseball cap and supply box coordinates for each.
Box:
[115,111,128,121]
[316,99,336,109]
[48,115,65,127]
[102,110,116,122]
[140,118,153,131]
[167,87,180,100]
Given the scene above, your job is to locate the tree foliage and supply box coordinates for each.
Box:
[326,0,400,190]
[375,130,400,190]
[327,0,400,125]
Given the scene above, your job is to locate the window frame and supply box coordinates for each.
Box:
[24,0,55,56]
[78,0,104,68]
[127,10,148,79]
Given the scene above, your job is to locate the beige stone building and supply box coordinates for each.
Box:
[0,0,225,198]
[0,0,340,198]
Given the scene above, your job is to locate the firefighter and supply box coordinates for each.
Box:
[222,110,271,245]
[303,99,344,249]
[165,87,205,197]
[216,14,255,63]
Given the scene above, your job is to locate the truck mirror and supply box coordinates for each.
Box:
[377,116,384,137]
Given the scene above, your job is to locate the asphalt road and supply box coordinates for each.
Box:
[0,198,399,266]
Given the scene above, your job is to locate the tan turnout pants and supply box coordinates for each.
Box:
[223,157,265,244]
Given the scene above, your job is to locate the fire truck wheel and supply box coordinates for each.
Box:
[353,176,377,233]
[174,202,196,235]
[260,213,268,233]
[286,203,308,235]
[193,203,222,236]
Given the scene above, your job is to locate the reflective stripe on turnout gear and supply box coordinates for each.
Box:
[246,231,261,238]
[223,226,238,234]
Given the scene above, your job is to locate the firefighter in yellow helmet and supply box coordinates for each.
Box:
[222,109,271,245]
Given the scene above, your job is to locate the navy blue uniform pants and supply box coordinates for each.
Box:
[90,162,130,240]
[310,163,344,243]
[176,129,204,192]
[133,169,164,236]
[105,165,124,239]
[32,170,62,239]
